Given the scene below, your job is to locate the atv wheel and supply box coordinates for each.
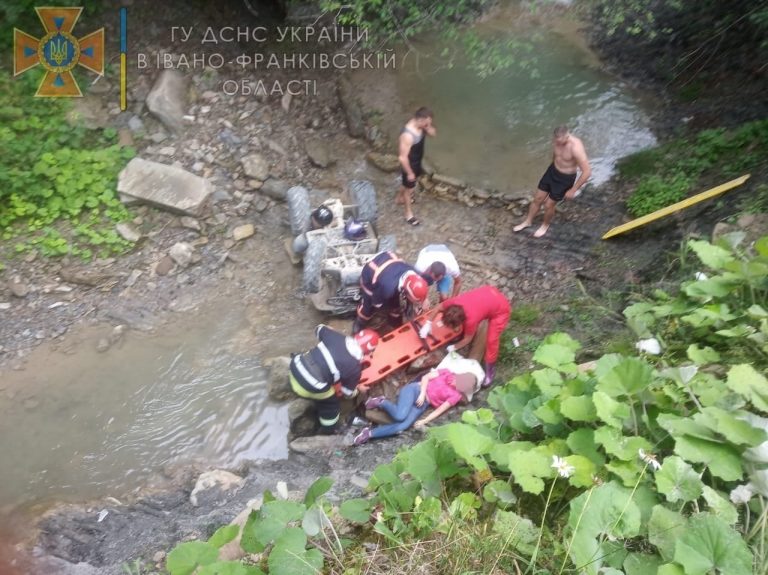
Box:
[287,186,311,237]
[349,180,377,224]
[302,238,327,293]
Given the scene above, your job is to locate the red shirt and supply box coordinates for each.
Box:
[441,286,510,338]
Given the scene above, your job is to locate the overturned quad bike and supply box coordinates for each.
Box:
[285,180,396,316]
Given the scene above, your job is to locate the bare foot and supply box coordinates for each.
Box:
[513,222,531,232]
[533,224,549,238]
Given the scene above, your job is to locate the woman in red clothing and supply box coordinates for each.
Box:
[425,285,511,387]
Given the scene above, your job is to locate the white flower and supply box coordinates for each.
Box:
[730,484,754,505]
[638,449,662,471]
[551,455,575,478]
[635,338,661,355]
[694,272,709,281]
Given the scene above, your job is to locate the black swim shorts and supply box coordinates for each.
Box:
[401,164,422,189]
[537,163,577,202]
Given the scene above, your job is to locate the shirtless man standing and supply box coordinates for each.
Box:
[514,125,591,238]
[396,107,436,226]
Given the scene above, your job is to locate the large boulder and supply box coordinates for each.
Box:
[264,356,293,402]
[146,70,188,133]
[118,158,212,216]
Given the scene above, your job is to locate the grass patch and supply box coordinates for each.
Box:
[0,70,136,260]
[620,120,768,217]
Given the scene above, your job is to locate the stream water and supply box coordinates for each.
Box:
[383,5,656,191]
[0,302,288,518]
[0,2,658,539]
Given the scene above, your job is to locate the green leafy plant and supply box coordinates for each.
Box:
[0,71,135,259]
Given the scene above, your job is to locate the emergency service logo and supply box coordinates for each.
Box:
[14,7,104,97]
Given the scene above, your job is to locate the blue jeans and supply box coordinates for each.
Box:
[370,381,428,439]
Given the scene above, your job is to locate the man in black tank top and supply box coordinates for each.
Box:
[396,107,436,226]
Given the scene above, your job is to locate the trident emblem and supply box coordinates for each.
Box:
[14,7,104,97]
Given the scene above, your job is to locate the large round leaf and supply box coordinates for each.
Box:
[673,514,753,575]
[655,456,703,503]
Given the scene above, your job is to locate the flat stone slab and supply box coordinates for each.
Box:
[289,435,348,454]
[118,157,212,216]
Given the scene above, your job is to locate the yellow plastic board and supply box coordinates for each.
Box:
[602,174,751,240]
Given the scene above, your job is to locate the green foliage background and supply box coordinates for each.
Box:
[0,71,135,259]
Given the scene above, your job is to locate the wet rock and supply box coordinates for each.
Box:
[155,255,174,276]
[241,154,270,181]
[265,356,292,401]
[232,224,255,241]
[337,76,365,138]
[189,469,244,507]
[116,222,141,243]
[146,70,189,133]
[0,302,11,310]
[305,139,334,168]
[287,398,315,437]
[289,435,344,454]
[96,338,111,353]
[8,278,30,298]
[366,152,400,173]
[433,173,466,188]
[111,325,127,345]
[169,242,195,267]
[118,158,212,216]
[259,178,289,202]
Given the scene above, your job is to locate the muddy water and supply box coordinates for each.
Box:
[0,301,288,515]
[383,4,656,191]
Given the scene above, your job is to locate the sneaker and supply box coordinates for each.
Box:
[365,396,386,410]
[353,427,371,446]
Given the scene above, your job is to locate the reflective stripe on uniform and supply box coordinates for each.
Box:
[370,253,399,284]
[319,413,340,426]
[290,373,335,400]
[291,355,328,392]
[316,341,340,383]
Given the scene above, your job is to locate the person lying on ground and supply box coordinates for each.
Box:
[353,353,484,445]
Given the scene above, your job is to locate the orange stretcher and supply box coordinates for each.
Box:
[358,310,461,387]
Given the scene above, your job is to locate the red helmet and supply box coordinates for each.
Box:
[354,329,379,354]
[403,273,428,303]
